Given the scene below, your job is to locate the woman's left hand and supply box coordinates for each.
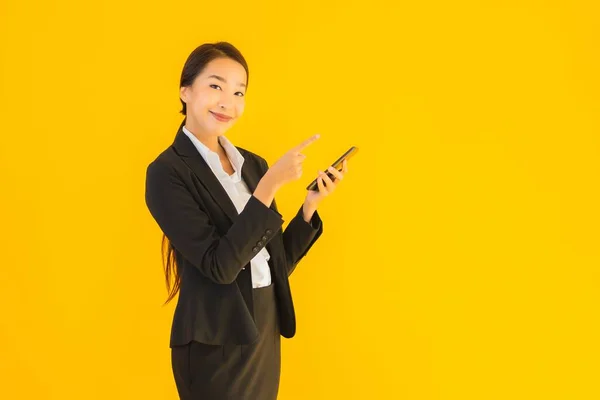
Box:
[304,159,348,207]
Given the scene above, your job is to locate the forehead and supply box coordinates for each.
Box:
[200,57,247,82]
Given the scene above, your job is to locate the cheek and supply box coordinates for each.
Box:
[236,100,245,115]
[191,89,217,111]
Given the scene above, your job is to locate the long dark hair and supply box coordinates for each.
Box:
[162,42,250,305]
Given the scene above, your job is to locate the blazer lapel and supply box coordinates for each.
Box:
[240,156,259,195]
[172,122,239,224]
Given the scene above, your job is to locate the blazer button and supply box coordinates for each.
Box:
[261,235,268,241]
[257,241,264,246]
[266,229,272,235]
[252,247,259,253]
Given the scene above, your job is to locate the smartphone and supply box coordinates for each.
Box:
[306,146,359,191]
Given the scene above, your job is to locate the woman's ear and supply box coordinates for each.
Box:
[179,86,188,103]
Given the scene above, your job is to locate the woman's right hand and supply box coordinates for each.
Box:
[265,134,320,188]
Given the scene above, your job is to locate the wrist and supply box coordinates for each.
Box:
[303,197,318,209]
[254,172,281,207]
[302,200,318,221]
[262,170,282,192]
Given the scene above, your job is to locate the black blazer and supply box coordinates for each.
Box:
[145,121,323,347]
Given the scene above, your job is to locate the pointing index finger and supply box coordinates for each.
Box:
[294,134,320,152]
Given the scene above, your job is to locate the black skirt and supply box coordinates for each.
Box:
[171,283,281,400]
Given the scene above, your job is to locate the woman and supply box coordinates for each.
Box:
[145,42,348,400]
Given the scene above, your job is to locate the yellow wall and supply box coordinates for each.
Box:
[1,0,599,398]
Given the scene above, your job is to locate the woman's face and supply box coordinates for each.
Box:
[180,57,247,137]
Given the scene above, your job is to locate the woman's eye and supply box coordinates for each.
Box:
[210,84,243,97]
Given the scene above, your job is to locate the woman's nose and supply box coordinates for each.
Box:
[218,95,235,110]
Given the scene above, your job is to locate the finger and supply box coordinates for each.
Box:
[317,175,328,195]
[294,134,320,152]
[320,170,336,189]
[327,166,344,181]
[342,159,348,174]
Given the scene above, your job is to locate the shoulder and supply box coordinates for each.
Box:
[146,146,183,180]
[236,146,268,171]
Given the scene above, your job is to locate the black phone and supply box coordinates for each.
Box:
[306,146,359,191]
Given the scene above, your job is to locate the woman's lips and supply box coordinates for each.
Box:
[210,111,232,122]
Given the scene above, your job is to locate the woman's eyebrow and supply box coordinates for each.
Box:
[207,74,246,88]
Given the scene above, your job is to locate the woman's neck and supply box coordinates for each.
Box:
[184,123,221,154]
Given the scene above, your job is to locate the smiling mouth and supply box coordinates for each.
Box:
[210,111,233,122]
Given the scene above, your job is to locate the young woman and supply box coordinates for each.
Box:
[145,42,349,400]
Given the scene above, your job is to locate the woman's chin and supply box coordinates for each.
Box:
[210,121,233,134]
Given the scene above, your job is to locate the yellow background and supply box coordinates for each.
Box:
[1,0,599,399]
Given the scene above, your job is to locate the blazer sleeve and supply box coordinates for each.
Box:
[256,157,324,276]
[145,159,285,285]
[281,203,323,276]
